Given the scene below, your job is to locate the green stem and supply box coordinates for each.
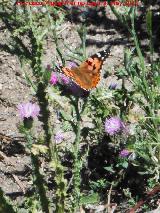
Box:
[82,25,87,59]
[72,98,82,212]
[73,122,81,211]
[55,164,67,213]
[31,154,50,213]
[24,130,50,213]
[109,3,146,73]
[37,82,52,159]
[51,136,67,213]
[130,9,146,73]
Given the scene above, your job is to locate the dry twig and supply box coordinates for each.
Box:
[128,185,160,213]
[12,174,26,194]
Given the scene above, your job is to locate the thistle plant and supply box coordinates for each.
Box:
[0,2,67,212]
[49,25,90,212]
[18,102,50,212]
[108,3,160,183]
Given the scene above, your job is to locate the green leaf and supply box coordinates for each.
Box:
[122,161,129,168]
[146,10,152,36]
[46,87,66,108]
[31,144,48,155]
[104,166,115,173]
[80,193,100,205]
[60,110,73,121]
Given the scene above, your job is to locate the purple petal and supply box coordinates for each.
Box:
[18,102,40,119]
[105,117,125,136]
[119,149,130,157]
[50,72,58,85]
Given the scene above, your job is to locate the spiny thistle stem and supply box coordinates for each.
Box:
[24,130,50,213]
[50,135,67,213]
[31,154,50,213]
[36,82,52,159]
[72,97,84,212]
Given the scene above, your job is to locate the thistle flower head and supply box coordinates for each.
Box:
[105,116,125,135]
[108,82,117,90]
[58,61,77,85]
[119,149,130,158]
[54,132,64,144]
[18,102,40,119]
[50,72,58,85]
[59,74,71,85]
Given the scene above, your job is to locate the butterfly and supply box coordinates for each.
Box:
[61,47,111,90]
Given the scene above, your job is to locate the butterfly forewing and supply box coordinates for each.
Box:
[72,63,94,90]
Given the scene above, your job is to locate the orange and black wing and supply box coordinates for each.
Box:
[62,47,111,90]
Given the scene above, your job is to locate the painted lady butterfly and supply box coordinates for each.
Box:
[61,47,111,90]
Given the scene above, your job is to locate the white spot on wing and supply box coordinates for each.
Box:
[97,53,101,58]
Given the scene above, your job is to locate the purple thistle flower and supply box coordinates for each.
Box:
[119,149,130,158]
[50,72,58,85]
[59,74,71,85]
[108,82,117,90]
[105,116,125,136]
[18,102,40,119]
[54,132,64,144]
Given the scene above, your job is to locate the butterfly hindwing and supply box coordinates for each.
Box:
[62,46,111,90]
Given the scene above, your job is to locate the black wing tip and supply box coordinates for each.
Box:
[90,45,112,59]
[99,45,112,55]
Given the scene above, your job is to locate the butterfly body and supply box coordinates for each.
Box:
[62,47,111,90]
